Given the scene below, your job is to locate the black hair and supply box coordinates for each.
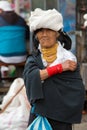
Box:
[58,31,72,50]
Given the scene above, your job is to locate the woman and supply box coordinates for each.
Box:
[23,8,85,130]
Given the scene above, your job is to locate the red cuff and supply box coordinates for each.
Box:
[47,64,63,77]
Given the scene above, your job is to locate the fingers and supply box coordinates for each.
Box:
[68,60,77,71]
[62,60,77,71]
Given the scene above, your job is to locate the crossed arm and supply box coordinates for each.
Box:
[40,60,77,80]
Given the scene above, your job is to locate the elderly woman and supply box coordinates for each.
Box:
[23,8,85,130]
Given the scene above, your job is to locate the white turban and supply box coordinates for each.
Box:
[29,8,63,32]
[0,1,13,11]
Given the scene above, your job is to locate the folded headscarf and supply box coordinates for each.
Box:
[29,8,63,32]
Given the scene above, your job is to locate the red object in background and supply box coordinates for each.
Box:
[11,3,15,9]
[24,3,30,9]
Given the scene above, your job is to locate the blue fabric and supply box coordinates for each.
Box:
[27,115,52,130]
[0,26,27,56]
[31,104,36,114]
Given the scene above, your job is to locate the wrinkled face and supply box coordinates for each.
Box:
[36,28,59,48]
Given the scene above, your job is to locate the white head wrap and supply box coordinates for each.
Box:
[29,8,63,32]
[0,1,13,11]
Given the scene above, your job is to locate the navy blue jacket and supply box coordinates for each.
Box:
[23,51,85,124]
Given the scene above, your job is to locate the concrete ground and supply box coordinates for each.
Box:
[72,113,87,130]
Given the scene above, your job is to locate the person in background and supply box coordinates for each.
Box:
[0,0,29,63]
[23,8,85,130]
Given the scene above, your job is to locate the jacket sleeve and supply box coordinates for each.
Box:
[23,56,44,104]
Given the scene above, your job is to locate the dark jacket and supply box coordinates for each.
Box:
[0,11,29,40]
[23,51,85,124]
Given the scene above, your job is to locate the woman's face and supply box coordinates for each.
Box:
[36,28,59,48]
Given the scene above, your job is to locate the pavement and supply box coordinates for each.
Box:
[73,113,87,130]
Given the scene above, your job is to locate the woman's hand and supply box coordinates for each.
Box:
[62,60,77,72]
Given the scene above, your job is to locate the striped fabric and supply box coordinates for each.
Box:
[0,26,27,63]
[27,115,52,130]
